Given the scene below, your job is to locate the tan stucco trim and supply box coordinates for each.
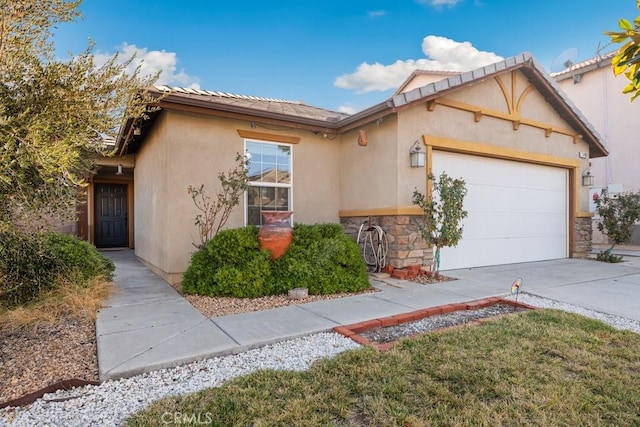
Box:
[128,181,134,248]
[493,72,536,116]
[422,135,580,168]
[494,75,513,114]
[87,182,94,243]
[422,134,581,257]
[432,98,579,141]
[576,211,594,218]
[237,129,301,144]
[339,206,423,217]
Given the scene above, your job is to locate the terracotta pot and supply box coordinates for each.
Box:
[258,211,293,259]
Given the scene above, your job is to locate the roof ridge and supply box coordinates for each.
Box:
[154,85,303,105]
[549,51,617,77]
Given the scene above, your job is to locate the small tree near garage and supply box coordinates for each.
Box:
[594,190,640,262]
[412,172,468,274]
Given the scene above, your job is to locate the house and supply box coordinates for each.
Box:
[82,52,607,284]
[552,52,640,243]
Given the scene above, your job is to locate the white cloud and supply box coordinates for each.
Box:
[334,35,502,93]
[417,0,462,6]
[368,10,387,18]
[337,104,358,115]
[93,43,200,89]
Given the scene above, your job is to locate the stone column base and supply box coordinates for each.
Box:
[573,217,593,257]
[340,215,432,269]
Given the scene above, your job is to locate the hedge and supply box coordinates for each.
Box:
[181,223,370,298]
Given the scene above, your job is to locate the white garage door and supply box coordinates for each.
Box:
[433,151,568,270]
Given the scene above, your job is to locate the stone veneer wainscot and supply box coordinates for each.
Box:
[340,215,433,269]
[574,217,593,257]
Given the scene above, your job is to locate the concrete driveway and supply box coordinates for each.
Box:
[443,257,640,321]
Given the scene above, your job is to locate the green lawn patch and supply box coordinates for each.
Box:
[127,310,640,426]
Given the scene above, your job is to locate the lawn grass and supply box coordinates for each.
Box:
[127,310,640,426]
[0,274,113,331]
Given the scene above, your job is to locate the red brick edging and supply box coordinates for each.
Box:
[333,297,536,351]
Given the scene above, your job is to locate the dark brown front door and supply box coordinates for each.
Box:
[95,184,128,247]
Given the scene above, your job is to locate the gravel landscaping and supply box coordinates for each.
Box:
[360,303,528,344]
[180,288,378,318]
[0,288,377,407]
[2,288,639,426]
[0,317,98,404]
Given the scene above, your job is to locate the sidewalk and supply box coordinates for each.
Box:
[97,250,640,381]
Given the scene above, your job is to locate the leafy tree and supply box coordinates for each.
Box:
[412,172,468,274]
[594,190,640,260]
[0,0,158,228]
[604,0,640,101]
[187,154,249,249]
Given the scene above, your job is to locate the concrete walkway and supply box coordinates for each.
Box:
[96,249,640,381]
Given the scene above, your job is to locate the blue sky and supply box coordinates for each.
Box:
[54,0,639,113]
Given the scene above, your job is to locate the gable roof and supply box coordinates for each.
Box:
[340,52,607,158]
[394,69,463,95]
[117,52,607,158]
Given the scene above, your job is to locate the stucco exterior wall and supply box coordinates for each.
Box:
[134,112,170,275]
[339,116,402,210]
[292,133,342,224]
[557,65,640,193]
[396,72,592,213]
[135,110,342,282]
[555,62,640,244]
[132,67,601,281]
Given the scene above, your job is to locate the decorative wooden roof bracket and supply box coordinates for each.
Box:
[424,71,581,143]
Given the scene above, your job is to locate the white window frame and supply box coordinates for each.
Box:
[244,139,293,226]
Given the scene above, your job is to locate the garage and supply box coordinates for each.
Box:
[433,151,568,270]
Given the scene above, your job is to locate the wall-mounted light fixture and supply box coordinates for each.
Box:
[116,164,124,175]
[410,141,425,168]
[582,168,593,186]
[132,121,141,136]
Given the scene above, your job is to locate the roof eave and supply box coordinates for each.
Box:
[519,62,608,158]
[158,92,344,129]
[336,100,395,132]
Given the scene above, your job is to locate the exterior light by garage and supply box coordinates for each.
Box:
[410,141,425,167]
[582,168,594,186]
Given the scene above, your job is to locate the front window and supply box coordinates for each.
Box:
[245,140,292,225]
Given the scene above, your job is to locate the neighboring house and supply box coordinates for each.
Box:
[552,52,640,244]
[82,52,607,284]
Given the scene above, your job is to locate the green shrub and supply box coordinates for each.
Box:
[0,230,58,307]
[180,248,218,295]
[181,226,273,297]
[45,233,115,281]
[181,223,370,298]
[596,250,624,263]
[271,223,369,295]
[0,230,114,307]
